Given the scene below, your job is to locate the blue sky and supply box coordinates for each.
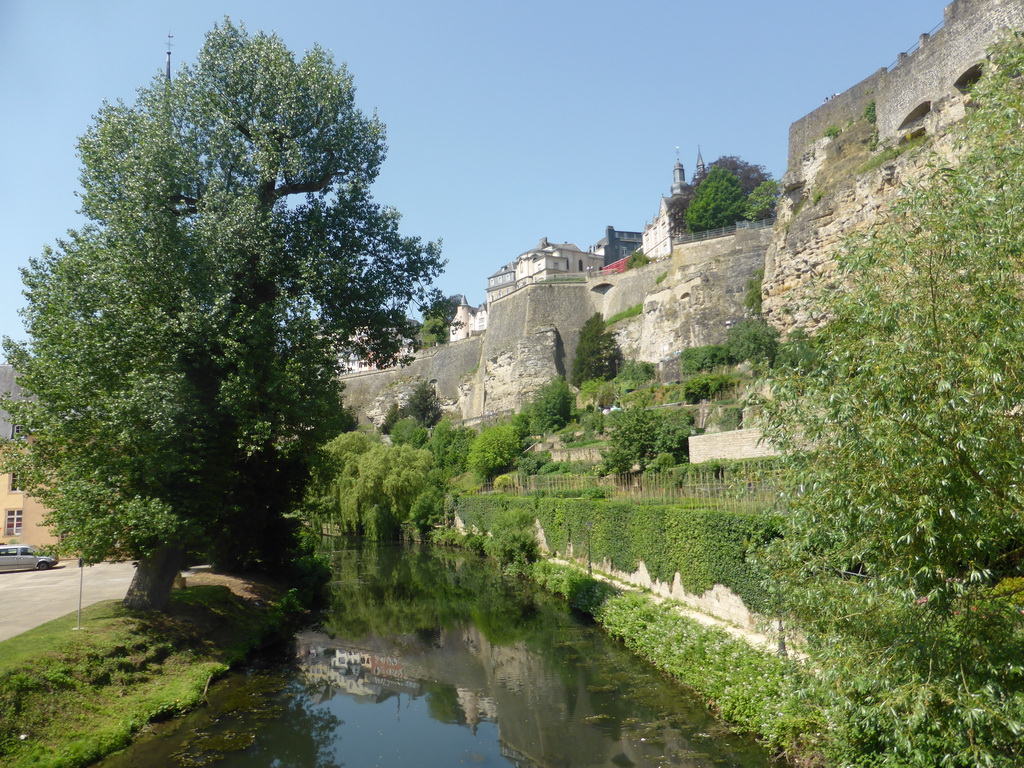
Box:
[0,0,949,346]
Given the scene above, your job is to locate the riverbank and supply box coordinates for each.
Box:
[527,559,823,764]
[0,572,289,768]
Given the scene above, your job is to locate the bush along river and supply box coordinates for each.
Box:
[95,544,775,767]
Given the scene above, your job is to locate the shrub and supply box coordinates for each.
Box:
[679,344,735,374]
[467,424,522,480]
[605,303,643,327]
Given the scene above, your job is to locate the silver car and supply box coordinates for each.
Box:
[0,544,59,571]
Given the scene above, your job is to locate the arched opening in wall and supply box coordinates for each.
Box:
[898,101,932,137]
[590,282,613,295]
[954,63,984,94]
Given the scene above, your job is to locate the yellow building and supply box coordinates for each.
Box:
[0,365,57,546]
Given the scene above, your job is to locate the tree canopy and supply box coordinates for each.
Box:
[571,313,619,387]
[762,37,1024,767]
[1,19,442,610]
[684,166,747,233]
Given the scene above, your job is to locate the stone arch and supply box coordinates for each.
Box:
[954,63,984,94]
[898,101,932,132]
[590,282,614,295]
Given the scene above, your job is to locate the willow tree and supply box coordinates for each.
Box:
[762,38,1024,767]
[2,19,442,611]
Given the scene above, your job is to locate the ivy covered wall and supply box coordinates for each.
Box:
[454,495,778,614]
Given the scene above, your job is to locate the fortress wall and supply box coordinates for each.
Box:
[787,0,1024,167]
[876,0,1024,140]
[787,70,885,171]
[613,228,772,363]
[592,261,665,320]
[483,282,596,375]
[340,335,484,423]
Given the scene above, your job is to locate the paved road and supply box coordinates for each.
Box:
[0,561,137,641]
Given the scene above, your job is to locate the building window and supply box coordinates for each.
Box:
[9,474,22,493]
[5,510,22,537]
[11,424,25,440]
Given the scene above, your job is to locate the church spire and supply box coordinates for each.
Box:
[695,145,706,177]
[165,32,173,81]
[671,148,686,196]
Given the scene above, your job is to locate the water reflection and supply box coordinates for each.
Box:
[95,544,773,767]
[288,544,771,768]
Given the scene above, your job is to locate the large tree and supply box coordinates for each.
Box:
[570,313,619,387]
[762,37,1024,767]
[2,20,442,611]
[684,166,747,233]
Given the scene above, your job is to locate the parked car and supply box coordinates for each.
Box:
[0,545,59,571]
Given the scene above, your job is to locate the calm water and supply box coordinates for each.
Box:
[97,544,774,768]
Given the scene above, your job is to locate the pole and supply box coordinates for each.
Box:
[75,557,84,630]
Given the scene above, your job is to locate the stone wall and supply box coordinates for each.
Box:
[613,227,772,362]
[787,0,1024,166]
[688,428,779,464]
[340,335,484,425]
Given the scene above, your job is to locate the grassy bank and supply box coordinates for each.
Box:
[529,560,823,762]
[0,584,291,768]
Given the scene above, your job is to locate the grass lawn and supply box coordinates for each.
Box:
[0,585,277,768]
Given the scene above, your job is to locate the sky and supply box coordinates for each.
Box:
[0,0,950,347]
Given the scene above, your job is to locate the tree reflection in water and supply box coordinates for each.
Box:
[97,544,772,768]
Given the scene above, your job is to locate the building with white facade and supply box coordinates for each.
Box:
[487,238,604,305]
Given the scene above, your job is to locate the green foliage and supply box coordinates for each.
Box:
[483,507,539,570]
[680,374,738,404]
[467,423,522,481]
[743,180,779,222]
[577,378,616,409]
[524,377,574,435]
[724,319,779,366]
[380,402,402,435]
[426,419,475,478]
[457,496,777,614]
[3,20,443,600]
[614,360,656,393]
[823,124,841,139]
[743,268,765,316]
[419,315,448,347]
[388,417,428,448]
[405,380,443,427]
[304,432,432,539]
[0,586,289,768]
[570,313,619,387]
[679,344,735,374]
[624,250,650,269]
[517,450,552,476]
[856,132,928,174]
[655,270,668,284]
[863,99,877,125]
[763,39,1024,767]
[603,406,694,472]
[684,166,747,232]
[604,303,643,327]
[773,329,817,373]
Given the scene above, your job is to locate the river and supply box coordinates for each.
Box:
[95,544,775,767]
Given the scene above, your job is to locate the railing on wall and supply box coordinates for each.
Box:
[672,216,776,247]
[885,19,945,72]
[482,460,782,515]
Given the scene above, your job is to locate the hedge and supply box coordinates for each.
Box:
[529,561,820,757]
[454,495,778,613]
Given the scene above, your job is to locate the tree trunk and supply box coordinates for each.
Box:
[122,545,185,612]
